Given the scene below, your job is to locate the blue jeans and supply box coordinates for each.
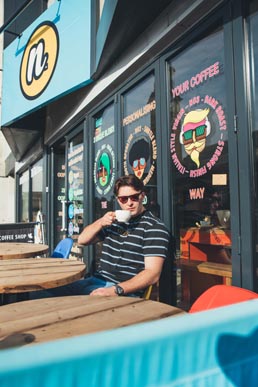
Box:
[30,275,116,299]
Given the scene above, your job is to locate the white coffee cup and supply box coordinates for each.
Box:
[115,210,131,222]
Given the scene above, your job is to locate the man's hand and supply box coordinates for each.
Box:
[90,286,117,296]
[78,211,116,245]
[100,211,116,227]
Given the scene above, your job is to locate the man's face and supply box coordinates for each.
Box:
[116,186,145,217]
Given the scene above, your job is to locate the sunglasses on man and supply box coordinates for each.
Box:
[117,191,142,204]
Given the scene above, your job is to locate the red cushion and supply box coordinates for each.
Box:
[189,285,258,313]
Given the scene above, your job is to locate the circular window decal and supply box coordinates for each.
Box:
[123,125,157,185]
[68,170,74,185]
[68,188,74,201]
[68,204,74,220]
[68,221,74,236]
[94,144,115,196]
[170,95,227,177]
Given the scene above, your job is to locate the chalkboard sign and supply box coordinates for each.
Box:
[0,222,36,243]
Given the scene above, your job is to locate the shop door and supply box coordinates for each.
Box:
[66,130,84,240]
[51,128,84,251]
[91,103,116,272]
[52,140,66,248]
[166,15,240,309]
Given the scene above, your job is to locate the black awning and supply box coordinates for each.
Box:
[1,106,46,162]
[95,0,174,76]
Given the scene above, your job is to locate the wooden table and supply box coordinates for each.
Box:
[178,259,232,285]
[0,258,86,293]
[179,227,232,305]
[0,243,49,259]
[0,296,185,348]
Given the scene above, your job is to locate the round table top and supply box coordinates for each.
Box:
[0,258,86,293]
[0,295,185,347]
[0,243,49,259]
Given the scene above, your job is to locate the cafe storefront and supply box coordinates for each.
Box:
[1,0,258,308]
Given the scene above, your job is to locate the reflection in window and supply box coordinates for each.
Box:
[67,132,84,238]
[247,0,258,285]
[93,104,115,270]
[122,74,159,215]
[31,159,43,222]
[19,170,29,222]
[53,144,65,246]
[93,104,115,214]
[168,27,231,308]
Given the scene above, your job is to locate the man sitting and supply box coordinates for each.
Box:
[32,174,171,298]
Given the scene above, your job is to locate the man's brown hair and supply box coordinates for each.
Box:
[113,174,144,196]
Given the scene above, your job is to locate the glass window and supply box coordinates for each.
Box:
[31,159,43,222]
[93,104,116,267]
[247,0,258,288]
[122,75,159,215]
[19,170,30,222]
[167,27,231,308]
[53,144,66,246]
[67,132,84,238]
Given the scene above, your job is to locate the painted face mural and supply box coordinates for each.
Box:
[94,144,116,196]
[124,125,157,185]
[179,108,211,168]
[129,138,150,179]
[170,94,227,178]
[97,152,110,187]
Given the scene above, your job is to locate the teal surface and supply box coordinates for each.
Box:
[2,0,92,126]
[0,300,258,386]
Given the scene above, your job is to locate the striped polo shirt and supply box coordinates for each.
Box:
[95,210,170,284]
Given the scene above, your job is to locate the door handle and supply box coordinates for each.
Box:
[61,200,67,231]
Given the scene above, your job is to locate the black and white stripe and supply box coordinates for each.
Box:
[96,210,170,283]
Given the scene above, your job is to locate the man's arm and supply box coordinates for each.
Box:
[90,256,165,296]
[78,211,116,245]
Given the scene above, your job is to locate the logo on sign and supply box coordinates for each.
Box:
[19,21,59,100]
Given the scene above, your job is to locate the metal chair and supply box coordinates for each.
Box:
[143,285,153,300]
[189,284,258,313]
[51,237,74,259]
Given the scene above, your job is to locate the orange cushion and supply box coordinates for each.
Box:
[189,285,258,313]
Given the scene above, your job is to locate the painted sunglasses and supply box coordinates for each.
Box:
[183,124,207,143]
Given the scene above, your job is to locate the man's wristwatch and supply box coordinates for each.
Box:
[115,284,125,296]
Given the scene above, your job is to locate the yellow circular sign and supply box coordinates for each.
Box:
[20,21,59,100]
